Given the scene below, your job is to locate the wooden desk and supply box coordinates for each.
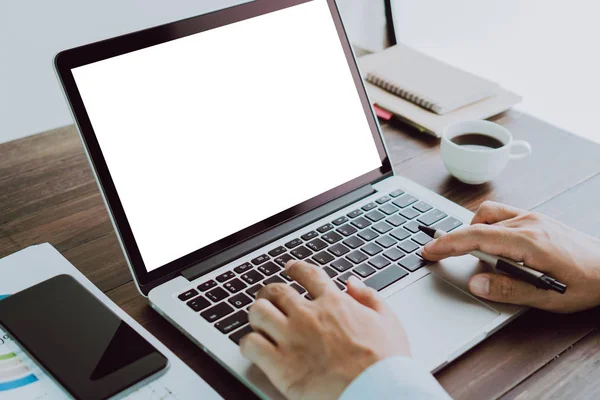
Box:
[1,111,599,399]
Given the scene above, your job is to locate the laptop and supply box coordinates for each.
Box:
[55,0,524,398]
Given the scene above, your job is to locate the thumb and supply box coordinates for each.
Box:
[468,273,550,307]
[346,276,384,312]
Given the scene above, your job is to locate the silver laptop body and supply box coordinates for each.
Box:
[55,1,523,398]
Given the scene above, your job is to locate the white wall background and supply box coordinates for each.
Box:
[1,0,600,144]
[392,0,600,144]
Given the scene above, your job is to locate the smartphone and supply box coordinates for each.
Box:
[0,275,168,400]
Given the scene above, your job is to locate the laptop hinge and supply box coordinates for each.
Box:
[181,184,376,281]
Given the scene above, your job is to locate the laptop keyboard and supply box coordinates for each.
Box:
[175,188,463,345]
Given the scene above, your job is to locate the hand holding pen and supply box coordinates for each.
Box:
[419,202,600,313]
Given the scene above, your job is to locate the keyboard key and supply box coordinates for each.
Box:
[245,284,263,298]
[376,196,391,204]
[279,269,292,281]
[337,224,358,236]
[216,271,235,283]
[433,217,463,232]
[328,243,350,257]
[251,254,270,265]
[285,238,303,249]
[346,209,363,218]
[264,275,286,285]
[317,223,334,233]
[322,231,343,244]
[369,255,391,269]
[389,189,404,198]
[257,261,281,276]
[358,228,379,242]
[206,287,229,302]
[228,293,253,309]
[234,262,253,274]
[332,216,349,226]
[412,232,433,246]
[331,258,353,272]
[365,210,385,222]
[178,289,198,301]
[403,221,420,233]
[347,250,368,264]
[313,251,335,265]
[393,194,418,208]
[386,215,407,227]
[372,221,393,234]
[335,281,346,291]
[343,236,365,249]
[361,242,383,256]
[400,208,420,220]
[215,310,248,334]
[379,204,399,215]
[376,235,397,248]
[187,296,210,312]
[383,248,405,261]
[305,293,314,300]
[241,269,264,285]
[290,246,313,260]
[229,325,253,345]
[398,240,419,253]
[323,266,338,278]
[390,228,410,241]
[201,302,234,323]
[354,263,376,278]
[301,231,318,241]
[224,278,247,293]
[338,271,358,284]
[399,254,428,272]
[361,202,377,211]
[274,253,294,267]
[351,217,372,229]
[307,238,328,251]
[364,266,408,291]
[414,201,433,213]
[418,209,448,226]
[290,283,306,294]
[198,280,217,292]
[268,246,286,257]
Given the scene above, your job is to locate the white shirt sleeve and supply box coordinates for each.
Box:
[339,356,452,400]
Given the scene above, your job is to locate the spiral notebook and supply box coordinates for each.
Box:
[364,44,499,115]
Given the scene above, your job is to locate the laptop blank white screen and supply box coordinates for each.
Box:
[71,0,382,272]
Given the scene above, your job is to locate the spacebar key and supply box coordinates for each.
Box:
[364,266,408,291]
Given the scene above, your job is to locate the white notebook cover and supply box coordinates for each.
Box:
[358,47,522,137]
[362,44,499,115]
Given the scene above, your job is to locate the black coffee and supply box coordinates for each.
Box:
[451,133,504,150]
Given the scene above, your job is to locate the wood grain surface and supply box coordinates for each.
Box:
[1,110,599,399]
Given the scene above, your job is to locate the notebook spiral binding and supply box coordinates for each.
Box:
[366,72,439,113]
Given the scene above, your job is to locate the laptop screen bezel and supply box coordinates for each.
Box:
[55,0,392,292]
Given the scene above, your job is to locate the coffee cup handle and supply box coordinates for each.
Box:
[509,140,532,160]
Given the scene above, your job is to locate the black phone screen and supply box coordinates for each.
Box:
[0,275,168,400]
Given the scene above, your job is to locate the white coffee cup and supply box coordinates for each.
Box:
[441,120,532,185]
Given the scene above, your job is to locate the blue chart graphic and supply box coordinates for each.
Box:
[0,293,41,392]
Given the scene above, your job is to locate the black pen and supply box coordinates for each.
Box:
[418,225,567,294]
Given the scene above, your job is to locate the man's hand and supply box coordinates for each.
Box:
[422,201,600,313]
[240,260,410,400]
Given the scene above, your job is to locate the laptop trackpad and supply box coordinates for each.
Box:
[386,274,499,368]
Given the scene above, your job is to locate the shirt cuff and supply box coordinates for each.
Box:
[339,356,451,400]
